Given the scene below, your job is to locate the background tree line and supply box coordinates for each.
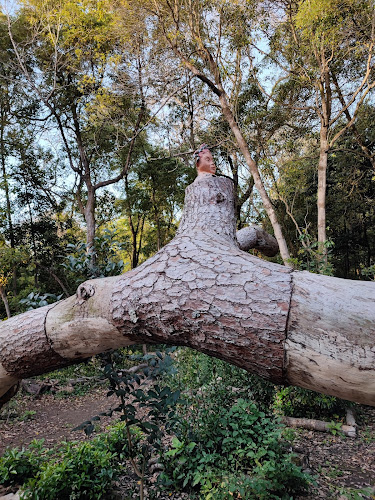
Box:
[0,0,374,320]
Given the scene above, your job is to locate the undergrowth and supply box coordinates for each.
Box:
[2,347,346,499]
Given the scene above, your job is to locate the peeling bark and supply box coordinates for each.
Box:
[0,175,374,407]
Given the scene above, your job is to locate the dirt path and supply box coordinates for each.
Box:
[0,387,117,454]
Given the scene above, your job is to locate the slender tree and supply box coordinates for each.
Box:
[124,0,291,263]
[5,0,147,264]
[265,0,375,264]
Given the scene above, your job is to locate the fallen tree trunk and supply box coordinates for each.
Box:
[0,175,374,406]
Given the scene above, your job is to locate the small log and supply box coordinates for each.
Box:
[125,363,148,374]
[0,382,19,407]
[281,416,356,437]
[20,380,52,396]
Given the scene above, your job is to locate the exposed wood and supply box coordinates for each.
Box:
[285,271,375,405]
[0,175,374,407]
[281,416,356,438]
[346,408,357,428]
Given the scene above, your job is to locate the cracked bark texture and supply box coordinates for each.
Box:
[0,175,374,406]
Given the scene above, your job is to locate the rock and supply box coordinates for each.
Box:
[0,493,21,500]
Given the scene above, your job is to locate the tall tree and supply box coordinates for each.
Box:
[5,0,147,263]
[266,0,375,264]
[124,0,292,263]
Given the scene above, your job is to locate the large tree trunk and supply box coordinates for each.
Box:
[0,175,374,406]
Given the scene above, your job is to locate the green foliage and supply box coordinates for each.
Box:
[21,440,116,500]
[0,422,134,497]
[171,348,276,410]
[155,348,311,498]
[37,359,99,384]
[75,348,182,498]
[62,229,128,283]
[274,386,351,420]
[161,397,311,498]
[288,231,335,275]
[334,486,375,500]
[360,263,375,281]
[78,349,181,438]
[19,291,63,310]
[326,421,345,437]
[18,410,37,422]
[295,0,371,46]
[0,439,51,486]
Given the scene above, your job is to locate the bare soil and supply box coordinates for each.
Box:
[293,405,375,499]
[0,387,374,499]
[0,387,118,454]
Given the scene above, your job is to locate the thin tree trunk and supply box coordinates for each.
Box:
[25,189,38,288]
[163,31,291,264]
[317,123,329,264]
[331,71,375,170]
[0,111,17,296]
[151,183,162,251]
[0,285,11,319]
[84,189,96,269]
[316,53,331,268]
[186,74,195,149]
[218,92,291,264]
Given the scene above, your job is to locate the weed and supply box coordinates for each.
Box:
[327,421,345,437]
[18,410,37,422]
[161,395,312,498]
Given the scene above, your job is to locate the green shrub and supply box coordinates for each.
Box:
[172,348,275,409]
[274,386,351,419]
[0,422,136,498]
[0,440,50,486]
[21,440,116,500]
[103,421,132,458]
[160,397,311,498]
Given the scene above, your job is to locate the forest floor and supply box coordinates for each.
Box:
[0,385,374,499]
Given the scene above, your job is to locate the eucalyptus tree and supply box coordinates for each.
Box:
[122,0,292,264]
[0,9,49,296]
[264,0,375,264]
[0,12,16,252]
[5,0,148,264]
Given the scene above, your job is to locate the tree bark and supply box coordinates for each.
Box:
[0,175,374,407]
[236,225,279,257]
[317,123,329,263]
[0,285,11,319]
[280,416,356,438]
[83,188,96,267]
